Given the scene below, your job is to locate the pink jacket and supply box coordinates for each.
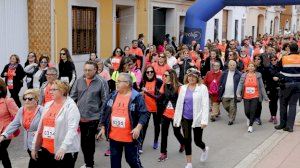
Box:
[0,98,19,134]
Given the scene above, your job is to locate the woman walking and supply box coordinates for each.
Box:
[31,80,80,168]
[0,89,43,168]
[158,69,185,162]
[236,62,269,133]
[58,48,76,88]
[173,68,210,168]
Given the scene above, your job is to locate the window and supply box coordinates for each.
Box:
[214,19,219,41]
[72,6,97,55]
[234,20,238,40]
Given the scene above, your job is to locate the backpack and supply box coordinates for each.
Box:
[209,79,219,95]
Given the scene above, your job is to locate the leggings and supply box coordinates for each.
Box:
[9,88,21,107]
[244,98,259,126]
[268,89,279,116]
[0,140,12,168]
[181,118,206,155]
[141,112,161,147]
[160,116,184,153]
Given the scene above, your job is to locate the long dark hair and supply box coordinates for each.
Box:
[142,65,157,82]
[117,56,133,73]
[112,47,124,57]
[165,69,180,92]
[59,48,73,62]
[25,52,38,66]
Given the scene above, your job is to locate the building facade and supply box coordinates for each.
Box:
[1,0,300,71]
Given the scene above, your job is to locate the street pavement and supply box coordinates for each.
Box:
[1,101,292,168]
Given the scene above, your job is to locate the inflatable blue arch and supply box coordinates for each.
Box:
[184,0,300,48]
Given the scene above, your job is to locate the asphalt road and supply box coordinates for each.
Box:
[2,101,277,168]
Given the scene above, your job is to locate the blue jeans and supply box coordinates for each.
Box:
[110,139,143,168]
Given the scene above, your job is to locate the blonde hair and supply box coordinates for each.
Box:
[53,80,70,96]
[23,89,40,101]
[183,74,202,84]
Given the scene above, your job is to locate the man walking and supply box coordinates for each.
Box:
[70,61,108,168]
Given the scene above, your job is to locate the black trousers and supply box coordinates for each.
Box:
[9,87,21,107]
[79,120,99,167]
[279,83,300,129]
[0,140,11,168]
[160,116,184,154]
[244,98,259,126]
[255,101,262,120]
[268,89,279,117]
[39,148,78,168]
[27,149,39,168]
[141,112,161,147]
[181,118,206,156]
[110,140,143,168]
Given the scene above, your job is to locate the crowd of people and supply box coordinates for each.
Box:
[0,31,300,168]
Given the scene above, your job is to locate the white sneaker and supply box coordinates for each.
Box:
[185,163,193,168]
[247,119,250,126]
[200,146,209,162]
[248,126,253,133]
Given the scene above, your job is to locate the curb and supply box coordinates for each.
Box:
[233,130,288,168]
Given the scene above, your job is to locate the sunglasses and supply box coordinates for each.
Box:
[23,97,34,101]
[116,50,122,53]
[271,59,277,61]
[40,61,48,64]
[159,56,166,58]
[146,71,154,74]
[60,53,66,55]
[163,74,170,77]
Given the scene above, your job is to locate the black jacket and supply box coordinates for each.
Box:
[178,57,195,83]
[1,64,25,90]
[218,69,242,101]
[265,63,280,91]
[159,84,179,113]
[26,67,47,89]
[58,60,76,85]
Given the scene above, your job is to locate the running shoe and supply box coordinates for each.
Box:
[200,146,209,162]
[248,126,253,133]
[179,144,185,153]
[153,142,159,149]
[158,153,168,162]
[104,149,111,156]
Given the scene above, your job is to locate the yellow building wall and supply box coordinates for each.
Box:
[136,0,149,44]
[54,0,68,63]
[100,0,113,58]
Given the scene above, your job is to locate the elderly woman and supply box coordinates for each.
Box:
[0,78,19,168]
[0,89,43,168]
[31,80,80,168]
[173,68,209,168]
[97,73,149,168]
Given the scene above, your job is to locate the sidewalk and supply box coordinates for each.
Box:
[254,126,300,168]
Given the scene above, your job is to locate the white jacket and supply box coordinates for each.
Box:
[32,97,80,154]
[173,84,209,128]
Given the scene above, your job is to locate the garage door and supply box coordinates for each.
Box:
[0,0,28,71]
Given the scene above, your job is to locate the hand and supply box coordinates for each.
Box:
[189,62,195,66]
[109,65,114,70]
[200,124,207,129]
[96,127,105,141]
[273,77,279,81]
[178,61,183,65]
[141,87,147,92]
[131,125,142,140]
[0,135,5,143]
[55,149,66,160]
[31,151,38,160]
[3,72,7,76]
[12,72,16,76]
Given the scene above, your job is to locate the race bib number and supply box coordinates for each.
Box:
[42,126,55,139]
[111,58,121,64]
[166,101,174,109]
[245,87,255,94]
[7,79,13,86]
[112,116,126,128]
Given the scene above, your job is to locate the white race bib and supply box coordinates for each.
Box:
[166,101,174,109]
[7,79,13,86]
[245,87,255,94]
[42,126,55,139]
[111,58,121,64]
[112,116,126,128]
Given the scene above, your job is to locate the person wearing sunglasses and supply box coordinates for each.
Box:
[1,89,43,168]
[97,73,149,168]
[158,69,185,162]
[173,68,210,168]
[139,65,163,153]
[177,49,195,83]
[58,48,76,88]
[38,67,58,106]
[32,80,80,168]
[104,47,123,75]
[24,55,49,89]
[152,53,171,80]
[236,62,269,133]
[0,78,19,168]
[24,52,38,89]
[265,56,280,124]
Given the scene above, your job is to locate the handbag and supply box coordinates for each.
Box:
[4,98,20,138]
